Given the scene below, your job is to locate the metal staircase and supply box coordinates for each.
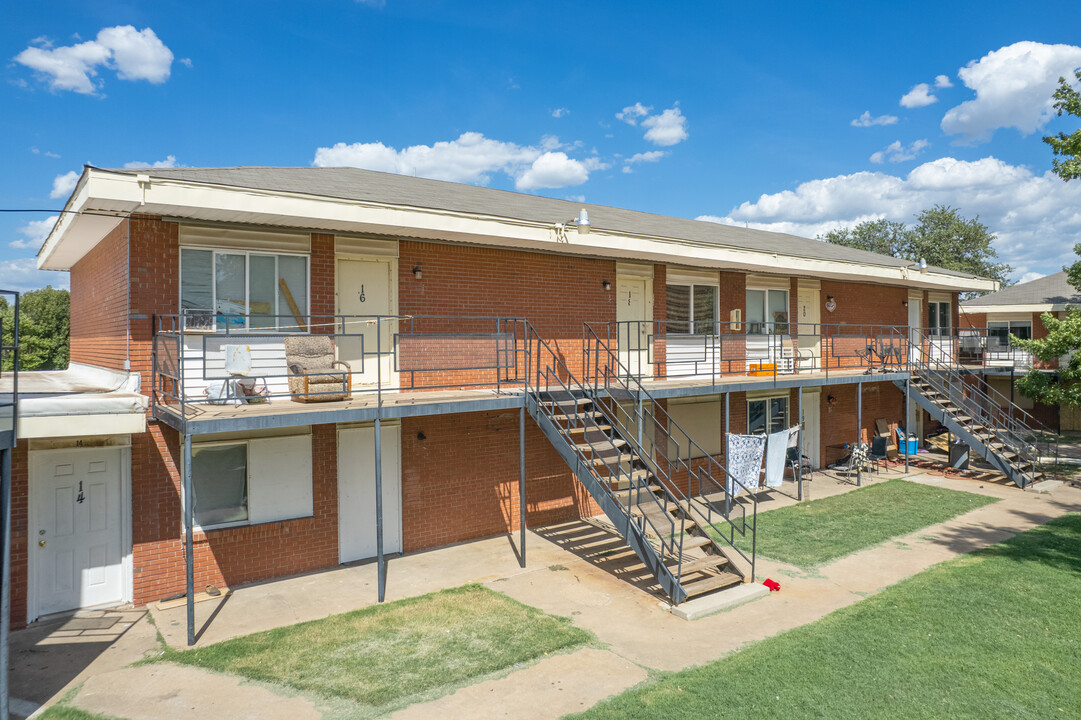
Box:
[524,324,756,605]
[899,332,1057,488]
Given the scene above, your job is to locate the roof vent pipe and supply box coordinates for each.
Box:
[919,258,928,273]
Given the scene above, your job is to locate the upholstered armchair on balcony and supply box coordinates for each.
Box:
[284,335,352,402]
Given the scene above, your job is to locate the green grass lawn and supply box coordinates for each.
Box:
[35,705,117,720]
[732,478,997,567]
[575,513,1081,719]
[162,584,590,707]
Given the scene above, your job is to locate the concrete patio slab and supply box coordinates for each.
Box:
[72,663,322,720]
[670,582,770,620]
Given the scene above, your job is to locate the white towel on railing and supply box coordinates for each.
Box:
[764,429,790,488]
[726,433,765,497]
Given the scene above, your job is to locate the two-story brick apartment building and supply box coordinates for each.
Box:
[18,165,1010,640]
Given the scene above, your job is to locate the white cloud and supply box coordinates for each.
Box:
[50,170,79,198]
[642,106,688,146]
[851,111,899,127]
[516,152,589,191]
[14,25,173,95]
[900,83,937,108]
[934,74,954,89]
[626,151,667,164]
[30,147,61,158]
[179,57,193,68]
[1019,271,1044,284]
[312,131,600,190]
[616,102,651,125]
[869,139,930,164]
[124,154,179,169]
[10,216,59,249]
[941,41,1081,143]
[697,156,1081,283]
[551,107,569,118]
[0,258,69,293]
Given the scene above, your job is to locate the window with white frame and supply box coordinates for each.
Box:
[746,288,789,335]
[189,432,313,530]
[987,320,1032,347]
[927,300,950,337]
[666,284,718,334]
[748,395,788,435]
[181,248,309,331]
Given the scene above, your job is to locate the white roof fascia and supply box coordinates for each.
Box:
[962,304,1065,314]
[40,169,998,292]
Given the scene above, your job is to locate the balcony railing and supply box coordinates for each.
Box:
[584,320,911,387]
[152,313,529,416]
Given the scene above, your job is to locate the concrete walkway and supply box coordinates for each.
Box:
[17,468,1079,719]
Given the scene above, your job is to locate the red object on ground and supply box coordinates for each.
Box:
[763,578,781,592]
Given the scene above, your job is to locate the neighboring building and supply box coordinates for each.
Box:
[962,271,1079,431]
[17,165,1021,636]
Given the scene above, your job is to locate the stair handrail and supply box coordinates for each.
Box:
[523,324,689,581]
[911,330,1057,484]
[582,324,758,576]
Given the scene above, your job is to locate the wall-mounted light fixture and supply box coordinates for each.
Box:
[412,263,423,280]
[602,280,612,291]
[902,299,908,307]
[827,394,836,405]
[416,431,427,441]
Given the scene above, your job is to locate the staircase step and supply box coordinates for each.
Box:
[567,424,612,435]
[681,571,744,598]
[669,554,730,574]
[591,452,636,467]
[576,438,627,454]
[678,534,713,550]
[550,410,603,424]
[542,396,592,408]
[607,469,652,490]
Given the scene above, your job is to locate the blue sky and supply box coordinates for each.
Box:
[3,1,1081,292]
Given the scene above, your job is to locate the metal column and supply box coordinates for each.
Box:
[375,417,385,602]
[904,379,910,474]
[0,447,11,720]
[519,405,526,568]
[724,392,730,517]
[183,433,195,646]
[856,382,863,487]
[797,387,803,501]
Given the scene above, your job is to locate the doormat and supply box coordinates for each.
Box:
[58,616,119,632]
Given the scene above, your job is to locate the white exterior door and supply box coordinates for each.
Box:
[908,297,922,365]
[616,277,650,377]
[338,424,402,563]
[32,448,124,617]
[336,258,396,388]
[796,287,821,370]
[801,391,821,469]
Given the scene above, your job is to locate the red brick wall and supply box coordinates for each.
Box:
[397,241,616,381]
[821,381,904,465]
[10,444,28,629]
[311,233,336,331]
[962,311,987,329]
[70,220,128,370]
[652,264,667,374]
[131,423,339,605]
[400,411,599,552]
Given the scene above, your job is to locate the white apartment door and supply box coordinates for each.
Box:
[796,287,821,371]
[338,424,402,563]
[616,277,651,377]
[32,448,124,618]
[337,258,397,388]
[908,297,922,365]
[801,391,821,469]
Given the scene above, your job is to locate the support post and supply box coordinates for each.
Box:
[0,447,11,720]
[375,417,385,602]
[797,387,803,501]
[519,405,526,568]
[856,382,863,486]
[904,379,910,474]
[183,433,195,646]
[724,392,731,517]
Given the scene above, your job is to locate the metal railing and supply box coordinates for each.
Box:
[524,323,690,593]
[912,330,1057,486]
[582,324,759,578]
[151,312,528,417]
[585,320,910,388]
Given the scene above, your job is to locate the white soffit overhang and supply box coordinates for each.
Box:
[38,169,998,292]
[962,304,1062,314]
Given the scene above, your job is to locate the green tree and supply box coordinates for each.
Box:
[0,286,70,371]
[820,205,1012,291]
[1043,69,1081,182]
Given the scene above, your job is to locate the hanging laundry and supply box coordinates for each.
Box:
[726,433,766,496]
[764,428,789,488]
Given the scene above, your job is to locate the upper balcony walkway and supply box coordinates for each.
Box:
[150,314,1032,434]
